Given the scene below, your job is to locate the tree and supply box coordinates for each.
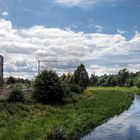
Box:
[134,74,140,88]
[67,73,74,84]
[8,88,25,102]
[7,76,16,84]
[33,70,66,103]
[97,76,106,86]
[117,69,129,86]
[109,76,117,86]
[135,79,140,88]
[125,78,134,87]
[74,64,89,89]
[89,74,98,86]
[61,74,67,81]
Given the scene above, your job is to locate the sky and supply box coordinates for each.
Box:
[0,0,140,78]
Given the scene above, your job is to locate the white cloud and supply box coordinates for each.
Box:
[0,18,140,78]
[95,25,103,33]
[1,11,8,17]
[55,0,122,7]
[117,29,127,34]
[56,0,81,5]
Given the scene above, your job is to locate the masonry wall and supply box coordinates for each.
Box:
[0,56,3,92]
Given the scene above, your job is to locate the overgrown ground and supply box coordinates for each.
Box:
[0,87,139,140]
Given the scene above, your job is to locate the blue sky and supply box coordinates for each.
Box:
[1,0,140,36]
[0,0,140,78]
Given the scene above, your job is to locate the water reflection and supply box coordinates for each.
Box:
[81,95,140,140]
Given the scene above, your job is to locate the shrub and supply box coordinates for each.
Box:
[69,84,84,94]
[8,88,25,102]
[61,81,71,97]
[33,70,66,103]
[7,76,16,84]
[47,127,68,140]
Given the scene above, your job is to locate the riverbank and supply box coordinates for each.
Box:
[0,87,139,140]
[81,94,140,140]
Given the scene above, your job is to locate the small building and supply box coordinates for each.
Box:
[0,55,4,93]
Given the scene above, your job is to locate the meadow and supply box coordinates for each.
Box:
[0,87,139,140]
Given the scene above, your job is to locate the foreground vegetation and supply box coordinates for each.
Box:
[2,64,140,140]
[0,87,139,140]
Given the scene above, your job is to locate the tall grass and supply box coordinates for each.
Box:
[0,87,139,140]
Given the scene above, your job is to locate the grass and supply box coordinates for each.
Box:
[0,87,139,140]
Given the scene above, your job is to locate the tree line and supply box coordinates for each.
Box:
[61,67,140,88]
[4,77,31,85]
[6,64,140,104]
[33,64,89,103]
[89,69,140,87]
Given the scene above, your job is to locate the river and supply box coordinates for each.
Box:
[81,94,140,140]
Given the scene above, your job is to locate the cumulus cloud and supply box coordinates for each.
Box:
[0,18,140,78]
[55,0,122,7]
[95,25,103,33]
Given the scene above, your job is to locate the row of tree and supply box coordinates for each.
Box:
[26,65,140,103]
[34,64,89,103]
[7,65,140,104]
[89,69,140,87]
[5,76,31,85]
[61,68,140,88]
[6,66,140,89]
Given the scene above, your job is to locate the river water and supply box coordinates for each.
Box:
[81,95,140,140]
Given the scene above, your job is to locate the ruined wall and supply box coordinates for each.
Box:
[0,55,3,93]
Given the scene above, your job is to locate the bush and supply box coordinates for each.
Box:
[69,84,84,94]
[8,88,25,102]
[47,127,68,140]
[61,81,71,97]
[7,76,16,84]
[33,70,67,103]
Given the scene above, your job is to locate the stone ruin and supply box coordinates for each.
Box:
[0,55,3,94]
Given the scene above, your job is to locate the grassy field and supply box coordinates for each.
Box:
[0,87,139,140]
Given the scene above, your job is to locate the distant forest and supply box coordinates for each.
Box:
[61,67,140,88]
[89,69,140,87]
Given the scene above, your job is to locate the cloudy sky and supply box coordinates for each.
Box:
[0,0,140,78]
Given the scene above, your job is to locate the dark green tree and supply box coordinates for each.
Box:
[125,78,134,87]
[135,79,140,88]
[7,76,16,84]
[33,70,66,103]
[89,74,98,86]
[109,76,117,86]
[74,64,89,89]
[61,74,67,81]
[97,76,106,86]
[8,88,25,102]
[134,73,140,88]
[117,69,129,86]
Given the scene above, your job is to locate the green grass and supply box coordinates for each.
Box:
[0,87,139,140]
